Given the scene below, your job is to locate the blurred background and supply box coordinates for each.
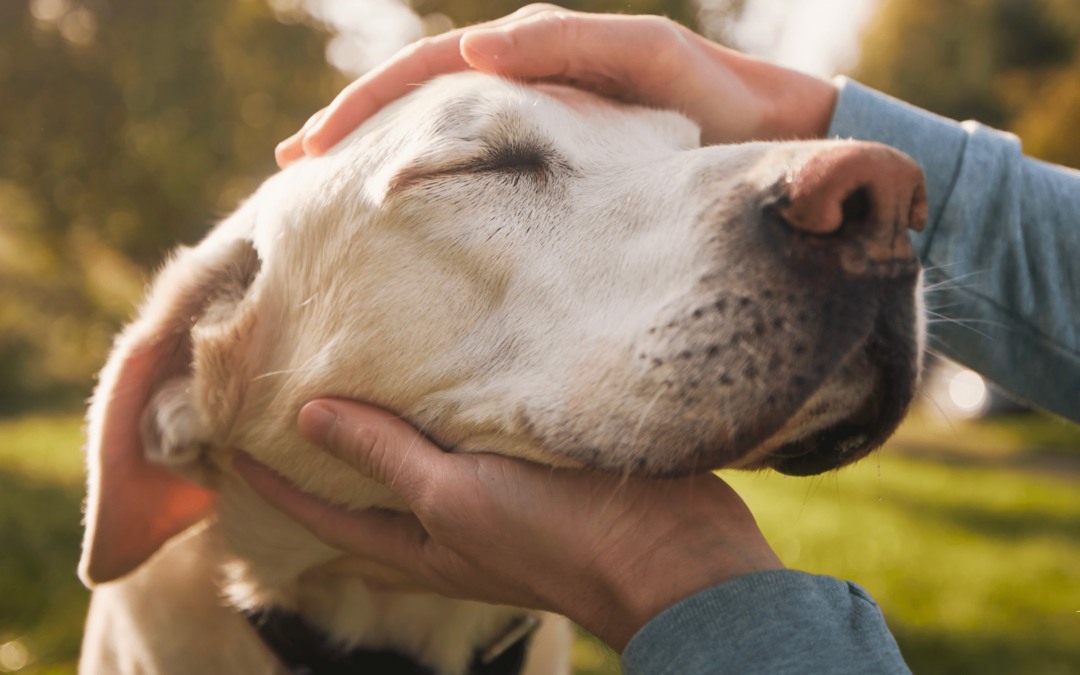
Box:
[1,0,1078,672]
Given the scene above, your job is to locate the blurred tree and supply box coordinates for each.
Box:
[414,0,702,32]
[0,0,346,413]
[0,0,743,414]
[855,0,1080,168]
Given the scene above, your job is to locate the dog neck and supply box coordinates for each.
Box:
[210,469,533,675]
[244,606,538,675]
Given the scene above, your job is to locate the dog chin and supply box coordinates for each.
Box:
[757,331,919,476]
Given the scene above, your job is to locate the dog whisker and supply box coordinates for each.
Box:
[632,389,665,443]
[919,260,965,274]
[923,311,999,340]
[920,270,984,293]
[261,340,341,414]
[249,366,322,381]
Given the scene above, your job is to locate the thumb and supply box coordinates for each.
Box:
[298,399,447,505]
[231,450,438,579]
[275,108,325,168]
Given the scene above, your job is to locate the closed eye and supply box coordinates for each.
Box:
[479,142,548,173]
[388,140,566,193]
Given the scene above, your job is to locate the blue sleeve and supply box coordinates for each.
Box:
[827,77,1080,424]
[621,570,910,675]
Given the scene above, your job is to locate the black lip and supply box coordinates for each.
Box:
[768,295,920,477]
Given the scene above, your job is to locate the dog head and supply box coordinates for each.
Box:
[81,72,924,584]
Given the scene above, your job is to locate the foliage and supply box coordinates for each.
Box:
[0,0,715,416]
[0,0,347,413]
[414,0,700,33]
[855,0,1080,169]
[0,416,88,673]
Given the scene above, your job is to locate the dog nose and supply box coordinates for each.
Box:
[778,143,927,274]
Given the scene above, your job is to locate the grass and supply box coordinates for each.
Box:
[1,411,1078,674]
[0,416,88,675]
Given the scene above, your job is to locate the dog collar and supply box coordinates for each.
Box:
[244,608,538,675]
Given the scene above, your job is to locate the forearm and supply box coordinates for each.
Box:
[621,570,911,675]
[828,78,1080,424]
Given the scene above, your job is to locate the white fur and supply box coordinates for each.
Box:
[81,73,922,674]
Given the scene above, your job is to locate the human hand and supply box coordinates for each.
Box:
[233,399,784,652]
[275,4,839,167]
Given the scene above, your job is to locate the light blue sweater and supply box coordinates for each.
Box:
[621,78,1080,674]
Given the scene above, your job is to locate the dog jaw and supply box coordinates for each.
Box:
[205,73,924,497]
[84,73,922,671]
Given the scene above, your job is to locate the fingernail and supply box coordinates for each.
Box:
[301,134,324,158]
[301,119,330,157]
[463,29,512,59]
[299,402,340,448]
[275,140,298,168]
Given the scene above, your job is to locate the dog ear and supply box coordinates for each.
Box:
[80,236,261,586]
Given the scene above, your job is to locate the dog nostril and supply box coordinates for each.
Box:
[839,186,872,234]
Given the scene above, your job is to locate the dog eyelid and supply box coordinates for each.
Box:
[387,143,565,193]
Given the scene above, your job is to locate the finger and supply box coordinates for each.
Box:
[233,451,432,570]
[297,400,450,504]
[302,4,555,156]
[276,108,326,168]
[460,11,689,96]
[303,38,468,156]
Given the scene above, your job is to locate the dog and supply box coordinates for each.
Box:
[78,71,927,674]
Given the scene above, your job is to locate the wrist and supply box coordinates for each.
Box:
[570,501,785,652]
[707,44,839,142]
[761,67,839,140]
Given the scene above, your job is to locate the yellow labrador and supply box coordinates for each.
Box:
[79,72,926,674]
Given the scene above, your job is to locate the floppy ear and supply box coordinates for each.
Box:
[80,236,261,586]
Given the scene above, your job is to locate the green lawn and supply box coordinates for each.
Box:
[1,412,1078,675]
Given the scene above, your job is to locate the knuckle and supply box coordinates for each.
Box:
[641,15,682,47]
[423,551,466,594]
[310,513,344,550]
[403,36,434,56]
[636,17,690,73]
[535,10,579,66]
[345,423,393,478]
[520,3,562,15]
[410,485,441,521]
